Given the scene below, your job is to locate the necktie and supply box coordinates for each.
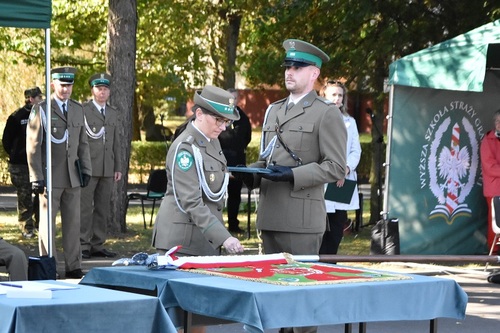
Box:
[62,103,66,115]
[100,107,105,117]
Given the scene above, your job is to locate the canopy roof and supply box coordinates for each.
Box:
[389,19,500,92]
[0,0,51,29]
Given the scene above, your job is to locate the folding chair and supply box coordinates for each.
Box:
[126,169,167,229]
[485,196,500,271]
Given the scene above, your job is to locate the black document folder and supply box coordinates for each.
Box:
[324,179,357,204]
[75,159,84,187]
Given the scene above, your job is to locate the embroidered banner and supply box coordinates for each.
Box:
[184,261,412,286]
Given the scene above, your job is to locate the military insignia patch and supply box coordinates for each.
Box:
[176,150,194,171]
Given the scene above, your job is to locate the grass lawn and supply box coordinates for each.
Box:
[0,200,373,259]
[1,200,488,274]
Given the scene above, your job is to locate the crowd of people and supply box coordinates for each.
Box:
[1,67,122,280]
[1,38,499,306]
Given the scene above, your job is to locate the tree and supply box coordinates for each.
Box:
[107,0,138,233]
[243,0,500,224]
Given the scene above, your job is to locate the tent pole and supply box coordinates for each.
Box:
[382,85,395,218]
[45,28,53,258]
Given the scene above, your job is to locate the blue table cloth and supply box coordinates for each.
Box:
[0,280,177,333]
[81,265,468,332]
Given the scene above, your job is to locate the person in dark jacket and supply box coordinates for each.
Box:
[218,88,252,233]
[2,87,43,238]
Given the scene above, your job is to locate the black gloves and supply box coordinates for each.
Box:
[32,180,46,195]
[81,174,91,187]
[261,165,294,183]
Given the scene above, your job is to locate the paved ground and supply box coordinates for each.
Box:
[1,185,500,332]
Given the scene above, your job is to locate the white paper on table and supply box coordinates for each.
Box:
[0,281,79,291]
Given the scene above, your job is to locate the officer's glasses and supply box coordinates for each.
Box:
[209,114,233,127]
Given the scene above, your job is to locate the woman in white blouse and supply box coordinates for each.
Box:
[319,80,362,254]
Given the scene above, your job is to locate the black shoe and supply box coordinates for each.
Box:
[228,226,245,233]
[91,249,117,258]
[82,250,91,259]
[65,269,85,279]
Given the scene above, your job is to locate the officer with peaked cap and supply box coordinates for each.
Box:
[80,73,122,259]
[242,40,347,333]
[153,85,244,259]
[26,66,92,279]
[282,38,330,68]
[51,66,77,84]
[2,86,44,239]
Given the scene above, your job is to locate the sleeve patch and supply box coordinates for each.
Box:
[176,150,194,171]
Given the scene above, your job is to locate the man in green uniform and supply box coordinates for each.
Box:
[26,66,92,279]
[246,39,347,333]
[80,73,122,259]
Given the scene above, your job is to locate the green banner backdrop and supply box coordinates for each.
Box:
[387,20,500,254]
[388,72,500,254]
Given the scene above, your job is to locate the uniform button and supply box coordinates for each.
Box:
[276,144,280,148]
[222,166,226,171]
[301,187,305,190]
[217,207,222,211]
[219,151,223,155]
[279,129,283,133]
[298,126,303,130]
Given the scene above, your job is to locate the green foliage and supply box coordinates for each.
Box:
[0,147,9,184]
[129,141,169,183]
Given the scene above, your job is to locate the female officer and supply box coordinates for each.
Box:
[152,85,244,257]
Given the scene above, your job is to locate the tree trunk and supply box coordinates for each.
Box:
[223,13,241,89]
[107,0,137,234]
[368,58,387,225]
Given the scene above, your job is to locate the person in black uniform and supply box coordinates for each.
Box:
[2,87,43,239]
[218,88,252,233]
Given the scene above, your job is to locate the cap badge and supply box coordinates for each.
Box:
[229,98,234,107]
[288,40,296,50]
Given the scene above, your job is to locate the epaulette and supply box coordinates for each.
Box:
[69,99,82,107]
[316,95,333,105]
[177,135,195,148]
[270,97,287,106]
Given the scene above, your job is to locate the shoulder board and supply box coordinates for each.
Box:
[270,97,287,106]
[106,104,118,111]
[180,135,195,145]
[69,99,82,107]
[316,96,333,105]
